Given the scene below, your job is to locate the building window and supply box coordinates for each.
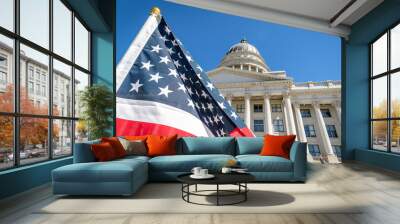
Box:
[332,145,341,157]
[304,124,316,137]
[271,104,282,112]
[326,125,338,138]
[253,119,264,132]
[301,109,312,118]
[254,104,263,113]
[273,119,285,132]
[0,0,91,170]
[0,71,6,85]
[308,144,321,158]
[321,109,332,117]
[371,23,400,153]
[236,104,244,113]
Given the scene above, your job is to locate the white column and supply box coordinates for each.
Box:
[226,95,232,106]
[294,103,313,161]
[264,94,273,134]
[283,103,290,135]
[334,101,341,123]
[244,94,251,129]
[313,102,339,164]
[283,95,297,136]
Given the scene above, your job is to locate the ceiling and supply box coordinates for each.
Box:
[167,0,384,37]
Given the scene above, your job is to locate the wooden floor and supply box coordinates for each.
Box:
[1,162,400,224]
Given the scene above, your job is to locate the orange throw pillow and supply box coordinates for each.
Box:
[91,142,117,162]
[101,137,127,158]
[124,135,148,141]
[260,134,296,159]
[146,135,178,157]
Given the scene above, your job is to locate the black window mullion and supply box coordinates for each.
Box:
[13,0,20,167]
[71,9,76,154]
[48,0,54,160]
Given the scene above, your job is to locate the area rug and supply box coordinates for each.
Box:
[37,183,362,214]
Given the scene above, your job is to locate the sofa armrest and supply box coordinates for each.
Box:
[289,141,307,181]
[73,140,100,163]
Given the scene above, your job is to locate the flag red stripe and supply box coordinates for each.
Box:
[116,118,195,137]
[229,127,255,137]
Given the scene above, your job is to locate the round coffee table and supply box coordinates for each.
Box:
[177,173,255,206]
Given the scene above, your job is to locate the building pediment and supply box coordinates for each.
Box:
[207,67,290,84]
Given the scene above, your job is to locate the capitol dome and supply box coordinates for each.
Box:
[219,39,270,73]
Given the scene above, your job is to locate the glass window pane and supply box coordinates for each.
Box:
[0,34,14,112]
[0,0,14,31]
[391,72,400,118]
[372,33,387,76]
[75,120,88,143]
[20,117,49,165]
[391,120,400,153]
[20,0,49,49]
[53,0,72,60]
[0,116,14,169]
[53,119,72,157]
[372,121,388,151]
[74,18,89,70]
[20,44,49,115]
[74,69,89,117]
[53,59,72,117]
[372,76,387,119]
[391,24,400,70]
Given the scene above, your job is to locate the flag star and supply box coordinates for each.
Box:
[196,65,203,72]
[208,116,214,124]
[207,103,214,111]
[150,44,162,53]
[187,87,193,95]
[187,99,195,109]
[165,26,171,35]
[220,128,226,136]
[231,111,238,119]
[129,80,143,93]
[149,72,163,83]
[219,92,225,99]
[213,115,219,123]
[186,55,193,62]
[159,35,168,42]
[167,47,175,54]
[158,85,173,98]
[201,90,208,98]
[177,39,183,45]
[195,102,201,110]
[172,40,179,46]
[219,115,225,124]
[196,73,202,80]
[168,68,178,78]
[204,118,209,125]
[180,73,188,81]
[177,83,186,93]
[177,52,183,59]
[218,101,226,109]
[159,55,171,64]
[201,103,207,111]
[173,60,181,68]
[206,82,215,91]
[140,61,154,71]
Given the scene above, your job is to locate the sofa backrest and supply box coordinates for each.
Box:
[236,137,264,155]
[73,139,100,163]
[178,137,235,155]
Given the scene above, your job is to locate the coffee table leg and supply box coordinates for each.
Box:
[195,184,198,192]
[245,183,247,201]
[216,184,219,206]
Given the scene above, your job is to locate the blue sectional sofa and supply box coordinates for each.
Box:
[52,137,307,196]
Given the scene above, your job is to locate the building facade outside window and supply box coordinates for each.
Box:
[271,104,282,112]
[321,109,332,117]
[0,0,91,170]
[253,104,263,113]
[300,109,312,118]
[308,144,321,158]
[273,119,285,132]
[326,125,338,138]
[304,124,317,137]
[253,119,264,132]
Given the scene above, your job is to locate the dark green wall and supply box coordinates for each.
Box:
[343,0,400,171]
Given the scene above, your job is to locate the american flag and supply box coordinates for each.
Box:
[116,12,254,137]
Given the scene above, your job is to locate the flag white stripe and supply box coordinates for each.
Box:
[116,14,160,91]
[117,98,213,136]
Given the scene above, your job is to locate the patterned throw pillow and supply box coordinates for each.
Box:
[118,137,147,156]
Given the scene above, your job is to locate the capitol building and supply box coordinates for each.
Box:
[208,39,341,163]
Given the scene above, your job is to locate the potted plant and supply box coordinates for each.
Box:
[79,84,114,140]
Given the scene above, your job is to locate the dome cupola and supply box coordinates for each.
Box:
[219,39,270,73]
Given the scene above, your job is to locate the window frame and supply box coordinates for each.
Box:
[370,21,400,154]
[273,119,285,132]
[300,109,312,118]
[271,104,282,112]
[0,0,92,171]
[253,119,264,132]
[253,103,263,113]
[326,125,338,138]
[304,124,316,137]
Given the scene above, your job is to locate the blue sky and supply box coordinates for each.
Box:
[117,0,341,82]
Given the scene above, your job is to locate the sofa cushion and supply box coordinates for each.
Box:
[236,137,264,155]
[91,142,118,161]
[73,139,100,163]
[179,137,235,155]
[101,137,127,158]
[53,158,147,183]
[260,134,296,159]
[147,135,178,157]
[149,154,235,172]
[236,155,293,172]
